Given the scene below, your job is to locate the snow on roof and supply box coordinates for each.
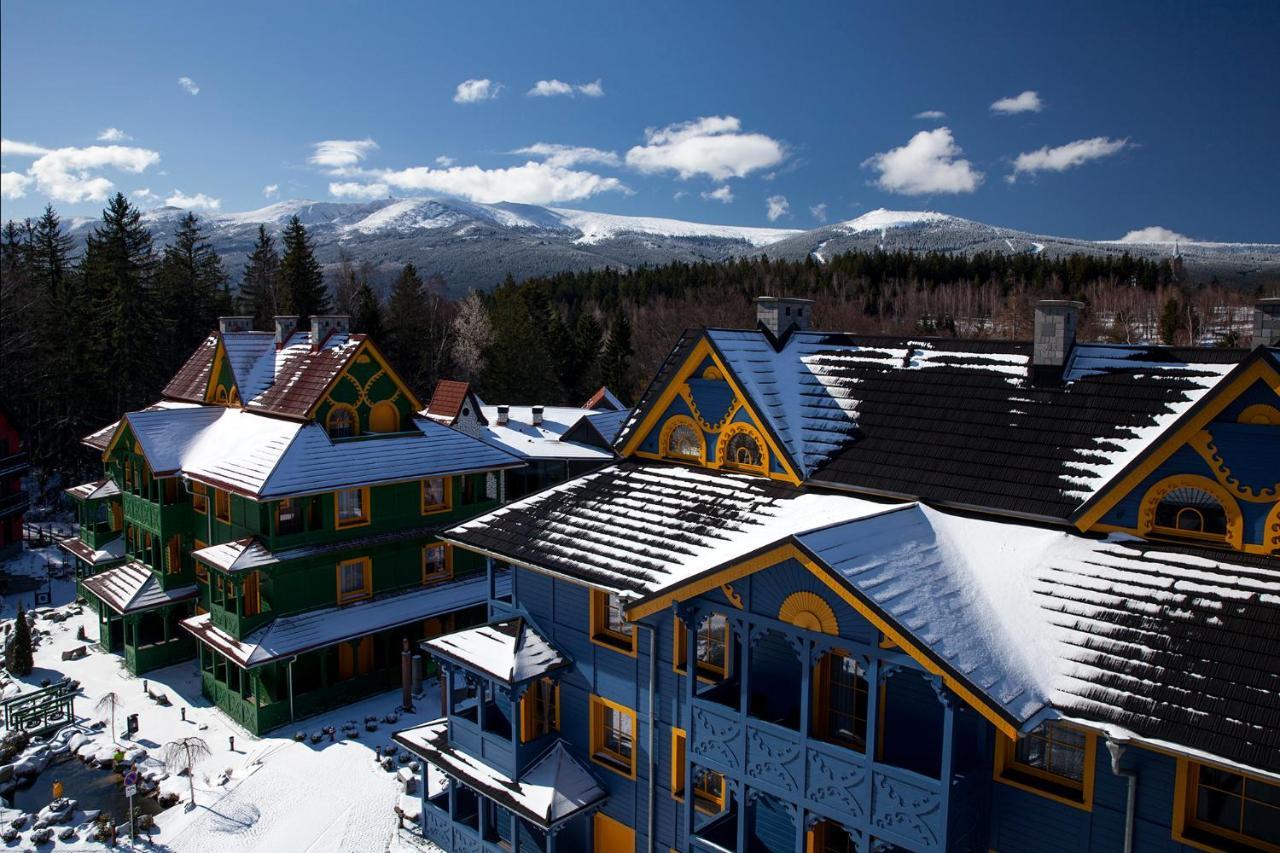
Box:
[423,380,486,426]
[59,535,125,566]
[65,479,121,501]
[445,461,902,598]
[478,405,615,461]
[182,572,502,667]
[394,721,607,828]
[192,538,277,573]
[424,618,569,685]
[581,386,625,411]
[240,330,366,419]
[82,561,199,614]
[193,525,461,573]
[218,331,277,400]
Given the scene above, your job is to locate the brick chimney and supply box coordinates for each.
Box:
[496,405,509,426]
[310,314,350,345]
[531,405,544,426]
[274,315,299,347]
[218,316,254,334]
[1254,298,1280,346]
[1032,300,1083,384]
[755,296,814,340]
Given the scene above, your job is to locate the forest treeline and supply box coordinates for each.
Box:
[1,193,1271,492]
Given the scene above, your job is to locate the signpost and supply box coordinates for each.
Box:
[124,767,139,839]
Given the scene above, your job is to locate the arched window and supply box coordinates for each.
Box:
[661,417,704,462]
[370,401,400,433]
[326,405,358,439]
[1154,487,1229,538]
[215,386,229,404]
[228,387,240,407]
[718,424,766,472]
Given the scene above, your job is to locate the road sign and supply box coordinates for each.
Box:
[124,770,139,787]
[124,785,137,797]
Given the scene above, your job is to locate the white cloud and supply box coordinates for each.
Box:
[1116,226,1192,244]
[673,190,689,201]
[435,155,455,167]
[766,195,789,222]
[511,143,620,168]
[914,110,946,120]
[131,188,158,203]
[329,181,391,200]
[527,79,605,98]
[97,127,131,142]
[309,138,379,171]
[2,140,161,203]
[701,185,734,203]
[862,127,983,195]
[263,183,279,198]
[1,172,33,199]
[809,202,828,222]
[368,161,626,205]
[626,115,785,181]
[1008,136,1129,181]
[178,76,200,96]
[166,189,220,211]
[454,79,500,103]
[990,90,1042,115]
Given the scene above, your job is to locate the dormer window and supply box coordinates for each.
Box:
[661,417,704,462]
[1154,487,1228,538]
[718,423,767,473]
[326,405,358,439]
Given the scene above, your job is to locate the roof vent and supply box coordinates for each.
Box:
[496,405,509,426]
[755,296,814,340]
[531,405,544,426]
[218,316,254,335]
[1255,297,1280,346]
[310,314,350,345]
[1032,300,1083,385]
[273,315,299,347]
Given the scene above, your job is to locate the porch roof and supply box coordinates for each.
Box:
[82,561,198,615]
[180,572,505,668]
[394,720,607,829]
[64,479,121,501]
[192,525,458,574]
[424,618,569,685]
[59,535,125,567]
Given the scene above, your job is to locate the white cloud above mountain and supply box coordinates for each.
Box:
[625,115,785,181]
[1116,226,1192,243]
[512,143,620,168]
[1,172,33,199]
[528,79,605,97]
[369,161,626,204]
[263,184,279,198]
[166,189,220,210]
[914,110,946,120]
[97,128,131,142]
[1008,137,1129,181]
[329,181,391,200]
[309,138,379,171]
[862,127,983,195]
[454,79,500,103]
[178,76,200,96]
[766,194,789,221]
[701,185,734,203]
[809,203,828,222]
[991,90,1042,114]
[1,137,161,203]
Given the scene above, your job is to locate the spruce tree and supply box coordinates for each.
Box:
[384,264,430,390]
[156,213,229,370]
[480,276,563,404]
[278,215,329,324]
[8,605,33,677]
[239,225,281,329]
[571,310,604,402]
[598,308,635,403]
[350,281,383,341]
[0,221,36,443]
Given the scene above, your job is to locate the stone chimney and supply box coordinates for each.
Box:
[755,296,814,340]
[1032,300,1083,384]
[310,314,350,345]
[531,405,544,426]
[218,316,254,335]
[496,405,509,426]
[274,315,299,348]
[1254,298,1280,346]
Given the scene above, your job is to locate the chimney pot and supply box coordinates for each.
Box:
[310,314,350,345]
[496,405,509,426]
[218,316,254,335]
[755,296,814,339]
[531,405,544,426]
[1032,300,1083,384]
[1254,298,1280,346]
[273,315,300,347]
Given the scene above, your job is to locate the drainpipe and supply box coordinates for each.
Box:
[635,621,657,853]
[1106,739,1136,853]
[287,657,296,723]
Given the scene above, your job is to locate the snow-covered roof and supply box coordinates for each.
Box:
[193,526,458,573]
[581,386,625,411]
[477,405,616,462]
[82,561,199,614]
[192,538,277,573]
[394,721,607,828]
[445,461,901,598]
[424,618,569,685]
[65,479,121,501]
[59,535,125,566]
[181,572,503,667]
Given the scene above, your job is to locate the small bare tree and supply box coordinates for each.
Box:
[95,692,120,744]
[163,736,211,809]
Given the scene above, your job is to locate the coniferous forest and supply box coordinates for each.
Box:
[1,194,1270,496]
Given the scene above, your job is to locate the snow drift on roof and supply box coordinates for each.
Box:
[425,618,569,685]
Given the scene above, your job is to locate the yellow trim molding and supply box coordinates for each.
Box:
[1138,474,1243,549]
[993,721,1097,811]
[778,590,839,635]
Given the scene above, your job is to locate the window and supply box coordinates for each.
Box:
[193,540,208,582]
[813,651,868,751]
[191,482,208,515]
[590,695,636,777]
[421,477,451,514]
[670,728,726,813]
[994,721,1096,809]
[461,474,478,504]
[276,498,303,536]
[326,405,358,439]
[1154,487,1229,538]
[810,821,858,853]
[1175,760,1280,852]
[369,401,399,433]
[214,488,231,522]
[674,613,730,680]
[336,557,372,604]
[719,424,766,472]
[422,543,451,584]
[335,488,370,528]
[590,589,636,654]
[520,678,560,742]
[124,461,134,492]
[165,536,182,575]
[662,418,703,461]
[242,571,261,617]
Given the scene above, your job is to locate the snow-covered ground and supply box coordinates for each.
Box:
[1,546,444,852]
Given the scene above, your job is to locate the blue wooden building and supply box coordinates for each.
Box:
[395,297,1280,853]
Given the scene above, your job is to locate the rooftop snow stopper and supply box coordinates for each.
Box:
[1032,300,1083,385]
[1255,298,1280,346]
[755,296,814,340]
[218,316,254,334]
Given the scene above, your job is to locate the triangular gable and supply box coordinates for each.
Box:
[618,334,804,484]
[305,338,424,424]
[203,336,242,407]
[1073,347,1280,551]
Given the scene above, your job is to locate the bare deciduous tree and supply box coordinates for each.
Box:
[163,736,212,809]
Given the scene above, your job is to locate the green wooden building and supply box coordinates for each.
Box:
[64,315,522,733]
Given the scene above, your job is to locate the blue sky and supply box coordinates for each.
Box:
[2,0,1277,241]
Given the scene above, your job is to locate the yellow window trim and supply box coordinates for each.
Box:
[672,613,730,681]
[334,486,371,529]
[590,589,638,657]
[671,727,686,801]
[658,414,706,463]
[369,400,401,433]
[336,556,372,605]
[326,402,361,438]
[1173,757,1280,853]
[519,678,560,743]
[589,694,637,779]
[303,339,425,420]
[717,421,769,474]
[993,722,1096,811]
[420,477,453,515]
[1137,474,1243,550]
[421,542,453,585]
[214,488,231,523]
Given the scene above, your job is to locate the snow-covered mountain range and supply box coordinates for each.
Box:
[66,198,1280,294]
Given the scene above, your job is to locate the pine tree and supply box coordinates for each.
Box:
[0,221,36,439]
[278,215,329,324]
[1159,297,1181,345]
[350,281,383,340]
[480,276,563,404]
[8,605,33,676]
[238,225,280,329]
[384,264,430,390]
[597,308,635,403]
[570,310,604,402]
[155,213,230,370]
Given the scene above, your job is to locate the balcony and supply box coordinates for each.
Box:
[82,521,120,550]
[0,451,28,478]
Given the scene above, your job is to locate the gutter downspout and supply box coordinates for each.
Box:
[1106,739,1136,853]
[636,621,657,853]
[287,657,296,723]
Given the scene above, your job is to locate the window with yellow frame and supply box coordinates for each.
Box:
[1174,759,1280,852]
[214,488,231,522]
[191,482,208,515]
[336,557,372,605]
[335,487,370,528]
[660,416,704,463]
[193,539,209,582]
[421,477,451,514]
[421,543,452,584]
[994,720,1096,810]
[326,404,359,439]
[590,589,636,655]
[673,613,730,680]
[519,677,560,742]
[589,694,636,777]
[670,728,726,814]
[717,422,767,473]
